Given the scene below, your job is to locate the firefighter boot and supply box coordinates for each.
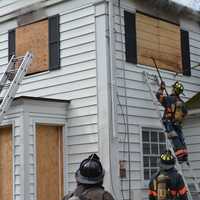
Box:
[175,148,188,164]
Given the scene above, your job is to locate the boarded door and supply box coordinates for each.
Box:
[36,125,63,200]
[0,126,13,200]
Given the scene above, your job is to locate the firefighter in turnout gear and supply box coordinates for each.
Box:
[149,150,188,200]
[62,153,115,200]
[156,81,188,163]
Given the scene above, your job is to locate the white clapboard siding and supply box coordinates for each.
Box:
[18,69,96,93]
[22,59,96,84]
[114,4,200,199]
[67,123,98,136]
[183,29,200,183]
[0,3,98,198]
[189,31,200,81]
[0,0,45,17]
[183,118,200,184]
[118,133,140,143]
[10,115,25,200]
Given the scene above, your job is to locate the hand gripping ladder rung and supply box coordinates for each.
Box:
[143,71,200,200]
[0,52,32,124]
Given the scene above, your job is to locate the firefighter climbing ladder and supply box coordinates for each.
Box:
[143,71,200,200]
[0,51,32,124]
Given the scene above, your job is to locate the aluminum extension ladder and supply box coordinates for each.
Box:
[0,52,32,124]
[143,71,200,200]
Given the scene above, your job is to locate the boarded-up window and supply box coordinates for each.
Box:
[124,12,192,74]
[8,15,60,75]
[16,20,49,74]
[36,124,63,200]
[136,13,182,72]
[0,126,12,200]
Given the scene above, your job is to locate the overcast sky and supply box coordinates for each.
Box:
[172,0,200,10]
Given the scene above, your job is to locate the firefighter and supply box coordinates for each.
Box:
[156,81,188,163]
[149,150,188,200]
[62,153,115,200]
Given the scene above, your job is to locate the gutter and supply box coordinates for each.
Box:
[134,0,200,21]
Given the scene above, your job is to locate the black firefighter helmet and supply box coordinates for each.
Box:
[75,153,105,185]
[160,150,176,170]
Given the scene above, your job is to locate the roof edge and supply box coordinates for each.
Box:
[13,96,70,104]
[133,0,200,21]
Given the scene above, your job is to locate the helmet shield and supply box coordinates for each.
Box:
[75,154,105,185]
[172,81,184,95]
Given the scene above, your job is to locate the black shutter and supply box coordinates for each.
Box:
[124,11,137,64]
[8,29,15,61]
[181,30,191,76]
[48,15,60,71]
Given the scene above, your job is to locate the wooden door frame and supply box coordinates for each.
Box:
[34,122,66,200]
[0,123,14,200]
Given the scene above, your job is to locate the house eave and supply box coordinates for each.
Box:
[133,0,200,22]
[0,0,65,23]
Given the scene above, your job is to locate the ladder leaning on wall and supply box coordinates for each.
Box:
[143,71,200,200]
[0,51,32,124]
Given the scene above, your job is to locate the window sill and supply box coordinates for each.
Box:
[24,70,49,79]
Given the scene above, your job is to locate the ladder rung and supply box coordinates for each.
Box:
[6,69,18,73]
[5,71,16,81]
[0,83,10,88]
[13,56,24,61]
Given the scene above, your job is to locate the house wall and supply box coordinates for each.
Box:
[0,104,26,200]
[113,1,200,200]
[0,0,199,200]
[0,0,107,199]
[183,115,200,184]
[4,98,68,200]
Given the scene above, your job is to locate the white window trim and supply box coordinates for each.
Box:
[139,125,166,188]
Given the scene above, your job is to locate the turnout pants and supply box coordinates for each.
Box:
[163,119,188,162]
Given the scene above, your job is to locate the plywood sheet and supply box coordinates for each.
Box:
[159,20,180,34]
[137,40,181,56]
[137,31,181,49]
[136,13,158,27]
[0,126,12,200]
[16,19,49,75]
[137,24,181,42]
[136,12,182,72]
[138,55,182,72]
[36,125,63,200]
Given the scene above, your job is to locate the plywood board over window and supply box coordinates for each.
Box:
[0,126,13,200]
[16,20,49,74]
[136,13,182,72]
[8,15,60,75]
[36,124,63,200]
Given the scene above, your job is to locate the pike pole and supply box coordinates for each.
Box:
[151,57,169,96]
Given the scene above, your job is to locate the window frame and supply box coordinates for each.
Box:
[8,14,60,76]
[140,126,166,187]
[124,10,191,76]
